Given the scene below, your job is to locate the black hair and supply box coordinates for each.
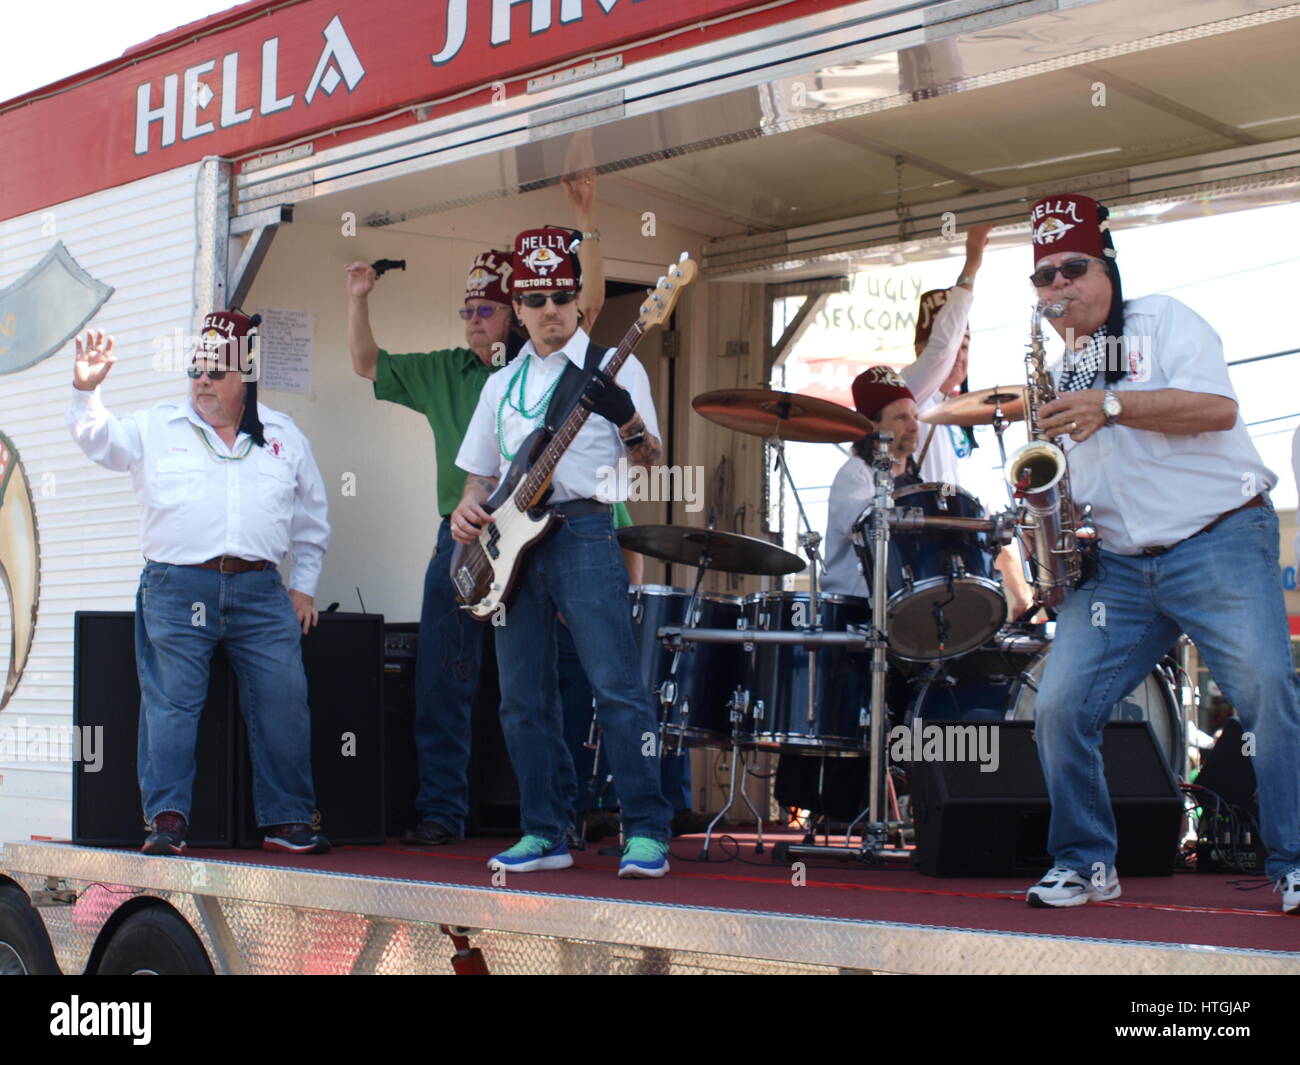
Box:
[1096,205,1127,385]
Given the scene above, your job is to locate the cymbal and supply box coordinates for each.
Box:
[692,388,874,444]
[920,385,1028,427]
[618,525,806,577]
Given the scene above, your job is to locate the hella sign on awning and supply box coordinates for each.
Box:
[3,0,859,222]
[135,15,365,155]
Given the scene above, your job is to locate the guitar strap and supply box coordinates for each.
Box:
[542,338,608,434]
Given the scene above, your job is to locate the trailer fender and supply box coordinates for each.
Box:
[88,898,213,976]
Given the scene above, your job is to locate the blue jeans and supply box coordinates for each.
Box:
[413,517,486,837]
[558,621,692,820]
[495,512,672,843]
[135,561,315,827]
[1035,501,1300,881]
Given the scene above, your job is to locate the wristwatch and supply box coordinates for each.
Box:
[1102,389,1122,427]
[580,229,602,242]
[955,273,975,287]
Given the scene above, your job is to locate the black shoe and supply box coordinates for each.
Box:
[580,809,621,843]
[142,811,188,855]
[671,809,713,837]
[400,819,459,846]
[262,823,331,854]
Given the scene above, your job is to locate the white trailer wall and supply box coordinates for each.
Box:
[0,164,202,842]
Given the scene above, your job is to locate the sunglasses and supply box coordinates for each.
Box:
[517,291,577,308]
[459,305,503,320]
[187,364,232,380]
[1030,258,1100,288]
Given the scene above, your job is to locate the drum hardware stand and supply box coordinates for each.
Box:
[699,688,767,860]
[785,431,909,865]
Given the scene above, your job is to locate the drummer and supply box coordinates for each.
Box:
[822,367,923,599]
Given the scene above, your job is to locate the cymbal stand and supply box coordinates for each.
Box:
[767,431,825,764]
[699,689,765,860]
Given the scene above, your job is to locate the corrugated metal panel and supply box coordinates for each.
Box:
[0,164,201,842]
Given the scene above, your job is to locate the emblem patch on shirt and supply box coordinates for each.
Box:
[1125,350,1147,382]
[267,437,285,458]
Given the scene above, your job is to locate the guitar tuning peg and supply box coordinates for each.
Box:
[657,276,666,285]
[678,251,688,262]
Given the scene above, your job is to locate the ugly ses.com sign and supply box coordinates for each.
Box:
[0,0,860,223]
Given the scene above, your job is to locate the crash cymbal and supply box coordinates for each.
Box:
[618,525,806,577]
[692,388,874,444]
[920,385,1028,427]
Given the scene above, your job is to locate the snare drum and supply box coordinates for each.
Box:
[741,591,872,752]
[855,482,1006,662]
[628,585,744,745]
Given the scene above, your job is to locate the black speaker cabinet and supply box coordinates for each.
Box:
[72,611,236,847]
[382,623,420,837]
[467,628,520,836]
[912,721,1182,877]
[235,612,386,846]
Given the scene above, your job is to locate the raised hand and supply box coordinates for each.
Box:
[965,223,993,260]
[560,169,597,223]
[73,330,115,391]
[346,261,377,299]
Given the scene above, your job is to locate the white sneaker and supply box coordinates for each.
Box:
[1026,864,1121,908]
[1279,869,1300,915]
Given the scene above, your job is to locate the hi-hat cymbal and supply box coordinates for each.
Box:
[618,525,806,577]
[692,388,874,444]
[920,385,1029,427]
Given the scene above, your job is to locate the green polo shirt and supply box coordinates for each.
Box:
[373,347,493,517]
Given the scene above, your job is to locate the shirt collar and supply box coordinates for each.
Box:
[518,326,591,369]
[176,397,275,448]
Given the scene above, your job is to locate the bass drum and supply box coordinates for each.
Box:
[906,637,1182,771]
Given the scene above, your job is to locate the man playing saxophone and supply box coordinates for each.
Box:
[1019,194,1300,913]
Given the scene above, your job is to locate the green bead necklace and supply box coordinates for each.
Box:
[496,356,562,460]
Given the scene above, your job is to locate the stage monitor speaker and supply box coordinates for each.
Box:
[467,628,520,836]
[382,623,420,838]
[235,612,386,846]
[912,721,1182,878]
[72,611,235,848]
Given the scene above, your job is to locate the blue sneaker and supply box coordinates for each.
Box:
[488,835,573,873]
[618,837,670,879]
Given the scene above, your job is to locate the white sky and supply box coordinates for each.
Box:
[0,1,240,103]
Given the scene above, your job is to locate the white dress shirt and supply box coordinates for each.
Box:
[1055,295,1275,555]
[455,326,660,503]
[1291,424,1300,566]
[822,455,875,599]
[902,285,973,489]
[67,387,331,595]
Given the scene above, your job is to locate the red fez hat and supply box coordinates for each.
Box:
[851,365,914,420]
[1029,194,1116,264]
[510,227,580,293]
[914,288,953,346]
[194,310,259,372]
[465,250,513,305]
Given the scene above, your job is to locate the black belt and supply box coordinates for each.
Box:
[552,499,611,518]
[1140,494,1266,557]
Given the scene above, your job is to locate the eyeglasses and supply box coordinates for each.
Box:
[1029,258,1100,288]
[459,305,502,320]
[517,291,577,308]
[187,365,230,380]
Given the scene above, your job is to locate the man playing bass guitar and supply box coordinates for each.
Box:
[451,227,674,878]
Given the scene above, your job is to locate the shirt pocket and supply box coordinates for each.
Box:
[257,462,296,509]
[149,454,206,508]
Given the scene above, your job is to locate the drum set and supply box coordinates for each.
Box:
[613,385,1185,862]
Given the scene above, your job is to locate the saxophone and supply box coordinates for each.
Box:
[1003,298,1091,609]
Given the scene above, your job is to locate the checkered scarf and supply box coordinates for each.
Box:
[1058,332,1105,392]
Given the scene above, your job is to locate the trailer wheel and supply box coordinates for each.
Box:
[97,907,213,975]
[0,882,60,975]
